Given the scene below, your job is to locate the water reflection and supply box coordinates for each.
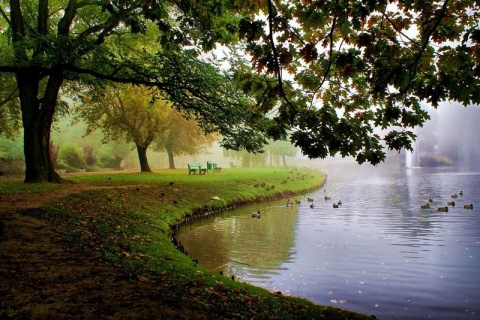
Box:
[177,201,300,279]
[178,166,480,319]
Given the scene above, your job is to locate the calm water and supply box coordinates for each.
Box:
[177,166,480,319]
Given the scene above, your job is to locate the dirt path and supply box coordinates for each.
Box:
[0,183,211,319]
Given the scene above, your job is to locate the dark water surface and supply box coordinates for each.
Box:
[177,166,480,319]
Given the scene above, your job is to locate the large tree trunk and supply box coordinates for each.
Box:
[166,148,176,169]
[136,144,152,172]
[17,73,62,183]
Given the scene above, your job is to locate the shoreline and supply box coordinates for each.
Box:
[1,168,375,319]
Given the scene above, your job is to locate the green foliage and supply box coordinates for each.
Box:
[0,135,23,159]
[58,144,85,169]
[0,73,21,138]
[236,0,480,165]
[96,145,126,170]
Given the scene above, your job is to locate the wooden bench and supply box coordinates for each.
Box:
[188,163,206,175]
[213,167,222,172]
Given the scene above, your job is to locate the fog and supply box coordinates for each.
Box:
[49,102,480,172]
[298,103,480,172]
[2,102,479,174]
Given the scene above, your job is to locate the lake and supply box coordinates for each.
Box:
[177,165,480,319]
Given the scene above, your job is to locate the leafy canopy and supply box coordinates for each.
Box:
[234,0,480,164]
[0,0,268,154]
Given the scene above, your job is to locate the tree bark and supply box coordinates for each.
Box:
[136,144,152,172]
[166,148,176,169]
[17,72,62,183]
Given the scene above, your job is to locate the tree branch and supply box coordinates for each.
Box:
[266,0,297,120]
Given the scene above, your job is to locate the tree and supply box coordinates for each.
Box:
[77,83,172,173]
[235,0,480,164]
[268,139,297,168]
[223,149,268,168]
[154,110,217,169]
[0,1,267,183]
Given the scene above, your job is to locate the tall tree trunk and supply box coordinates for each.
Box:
[18,73,62,183]
[136,144,152,172]
[166,148,176,169]
[282,155,287,168]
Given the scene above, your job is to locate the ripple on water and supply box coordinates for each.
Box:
[178,168,480,320]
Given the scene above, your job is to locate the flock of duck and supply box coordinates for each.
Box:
[252,189,474,218]
[420,190,474,212]
[252,190,341,217]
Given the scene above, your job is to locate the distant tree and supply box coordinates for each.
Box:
[96,143,132,170]
[223,149,268,168]
[82,145,96,167]
[154,111,217,169]
[268,139,297,168]
[77,83,172,172]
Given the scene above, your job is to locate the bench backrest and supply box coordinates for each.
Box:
[188,163,202,168]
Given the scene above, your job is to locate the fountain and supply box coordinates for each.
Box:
[405,139,420,168]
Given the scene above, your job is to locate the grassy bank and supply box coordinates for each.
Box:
[1,168,375,319]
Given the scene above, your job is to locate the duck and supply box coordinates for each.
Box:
[437,206,449,212]
[286,197,292,206]
[295,200,301,204]
[337,200,342,205]
[420,203,430,209]
[324,196,331,200]
[451,193,458,198]
[310,204,314,209]
[252,211,261,218]
[463,204,473,209]
[447,201,455,206]
[428,197,433,202]
[459,191,464,196]
[333,203,339,208]
[307,197,314,202]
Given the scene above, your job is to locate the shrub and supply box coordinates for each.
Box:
[58,144,85,169]
[97,146,124,169]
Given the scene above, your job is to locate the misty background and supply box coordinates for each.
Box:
[1,102,479,174]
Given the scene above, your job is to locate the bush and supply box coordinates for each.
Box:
[58,144,85,169]
[97,148,124,169]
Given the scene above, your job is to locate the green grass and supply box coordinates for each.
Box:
[0,179,65,195]
[2,167,375,319]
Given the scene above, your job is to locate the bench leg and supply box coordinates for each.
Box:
[200,169,207,175]
[189,169,197,175]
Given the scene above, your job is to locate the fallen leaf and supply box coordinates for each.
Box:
[136,275,149,283]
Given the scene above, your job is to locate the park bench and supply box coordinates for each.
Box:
[188,163,206,175]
